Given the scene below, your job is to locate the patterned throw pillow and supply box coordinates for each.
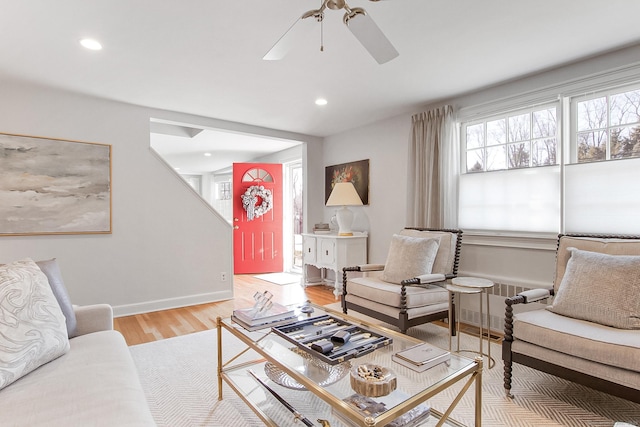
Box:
[382,234,440,284]
[0,258,70,390]
[548,248,640,329]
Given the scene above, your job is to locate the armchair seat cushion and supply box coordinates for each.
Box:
[348,277,449,309]
[512,340,640,390]
[345,294,449,321]
[514,309,640,373]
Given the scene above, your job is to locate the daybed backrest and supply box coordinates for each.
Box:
[400,228,462,277]
[554,234,640,292]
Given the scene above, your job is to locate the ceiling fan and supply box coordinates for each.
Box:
[264,0,399,64]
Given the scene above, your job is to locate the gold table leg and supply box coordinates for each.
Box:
[217,316,223,401]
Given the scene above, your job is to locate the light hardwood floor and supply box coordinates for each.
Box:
[114,274,337,346]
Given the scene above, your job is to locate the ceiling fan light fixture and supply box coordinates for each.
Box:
[326,0,346,10]
[264,0,398,64]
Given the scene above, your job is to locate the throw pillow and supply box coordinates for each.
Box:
[548,248,640,329]
[382,234,440,284]
[0,258,70,390]
[36,259,78,338]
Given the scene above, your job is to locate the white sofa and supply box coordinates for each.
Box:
[0,303,156,426]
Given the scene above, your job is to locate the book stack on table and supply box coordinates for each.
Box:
[392,342,451,372]
[231,302,297,331]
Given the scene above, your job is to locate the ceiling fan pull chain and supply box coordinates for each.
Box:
[319,0,325,52]
[320,15,324,52]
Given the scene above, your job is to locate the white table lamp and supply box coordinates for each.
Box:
[326,182,363,236]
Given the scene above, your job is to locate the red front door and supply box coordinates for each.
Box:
[233,163,283,274]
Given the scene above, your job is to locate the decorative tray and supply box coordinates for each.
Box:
[272,314,392,365]
[264,347,351,390]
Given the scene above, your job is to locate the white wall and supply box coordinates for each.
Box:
[0,79,321,316]
[321,43,640,327]
[323,114,411,263]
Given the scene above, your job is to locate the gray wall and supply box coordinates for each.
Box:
[0,79,321,316]
[321,43,640,327]
[3,43,638,321]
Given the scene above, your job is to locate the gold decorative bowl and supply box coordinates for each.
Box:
[350,364,397,397]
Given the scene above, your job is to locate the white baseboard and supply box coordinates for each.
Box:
[112,290,234,317]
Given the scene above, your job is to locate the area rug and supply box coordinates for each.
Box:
[129,312,640,427]
[253,272,301,285]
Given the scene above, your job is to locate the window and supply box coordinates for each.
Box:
[242,168,273,183]
[573,87,640,163]
[464,105,557,172]
[217,181,231,200]
[566,84,640,233]
[459,104,560,233]
[458,81,640,235]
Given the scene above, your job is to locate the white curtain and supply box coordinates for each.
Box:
[407,105,458,228]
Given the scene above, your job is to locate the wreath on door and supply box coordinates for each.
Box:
[241,185,273,221]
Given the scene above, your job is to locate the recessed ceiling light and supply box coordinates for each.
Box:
[315,98,328,106]
[204,152,212,157]
[80,38,103,51]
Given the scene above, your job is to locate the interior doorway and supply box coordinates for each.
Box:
[149,120,304,275]
[284,160,303,273]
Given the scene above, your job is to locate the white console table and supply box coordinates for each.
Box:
[302,232,367,298]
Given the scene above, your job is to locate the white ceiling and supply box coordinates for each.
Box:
[150,124,301,174]
[3,1,640,161]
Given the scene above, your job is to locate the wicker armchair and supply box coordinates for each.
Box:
[342,228,462,334]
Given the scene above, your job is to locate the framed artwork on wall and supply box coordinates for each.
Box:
[0,132,112,236]
[325,159,369,205]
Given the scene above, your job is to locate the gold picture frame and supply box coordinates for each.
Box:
[0,132,112,236]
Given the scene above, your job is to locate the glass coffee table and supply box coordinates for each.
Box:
[217,304,482,427]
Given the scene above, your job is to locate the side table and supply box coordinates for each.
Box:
[447,276,496,369]
[301,233,367,299]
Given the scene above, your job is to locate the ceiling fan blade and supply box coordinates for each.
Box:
[344,8,398,64]
[263,11,319,61]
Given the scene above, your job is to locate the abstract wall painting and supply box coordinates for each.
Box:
[0,133,112,236]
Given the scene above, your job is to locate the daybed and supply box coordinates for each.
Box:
[503,233,640,403]
[342,227,462,334]
[0,258,156,426]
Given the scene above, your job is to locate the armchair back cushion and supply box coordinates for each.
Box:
[548,248,640,329]
[555,236,640,292]
[381,234,439,284]
[398,229,459,276]
[35,258,78,338]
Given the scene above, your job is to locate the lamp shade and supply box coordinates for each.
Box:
[326,182,363,236]
[326,182,363,207]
